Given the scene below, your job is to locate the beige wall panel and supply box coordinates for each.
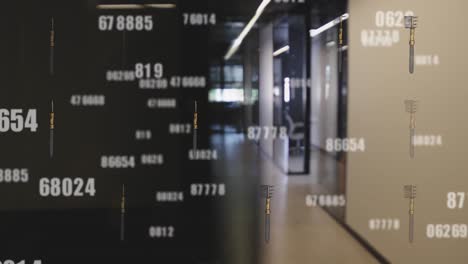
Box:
[347,0,468,263]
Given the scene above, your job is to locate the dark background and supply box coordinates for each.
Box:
[0,0,234,262]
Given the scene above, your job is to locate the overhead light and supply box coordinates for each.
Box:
[224,0,271,60]
[310,13,349,38]
[96,3,176,10]
[273,45,290,57]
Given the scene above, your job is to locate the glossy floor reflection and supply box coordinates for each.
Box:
[211,133,378,264]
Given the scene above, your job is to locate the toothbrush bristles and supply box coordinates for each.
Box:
[404,185,416,198]
[405,100,418,113]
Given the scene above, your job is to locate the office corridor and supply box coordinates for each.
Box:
[212,133,378,264]
[1,0,466,262]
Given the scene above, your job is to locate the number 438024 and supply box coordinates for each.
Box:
[0,109,38,132]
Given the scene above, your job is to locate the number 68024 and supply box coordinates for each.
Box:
[39,178,96,197]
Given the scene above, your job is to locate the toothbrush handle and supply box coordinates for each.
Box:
[49,129,54,158]
[409,45,414,74]
[338,48,342,73]
[193,129,197,150]
[120,212,125,241]
[409,213,414,243]
[265,214,270,243]
[410,128,414,159]
[50,46,54,76]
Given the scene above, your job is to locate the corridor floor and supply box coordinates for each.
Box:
[212,133,379,264]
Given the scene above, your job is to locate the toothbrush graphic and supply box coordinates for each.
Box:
[193,101,198,150]
[121,184,126,241]
[50,17,55,76]
[404,185,416,243]
[405,100,418,159]
[50,100,54,158]
[404,16,418,74]
[261,185,274,243]
[338,16,343,73]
